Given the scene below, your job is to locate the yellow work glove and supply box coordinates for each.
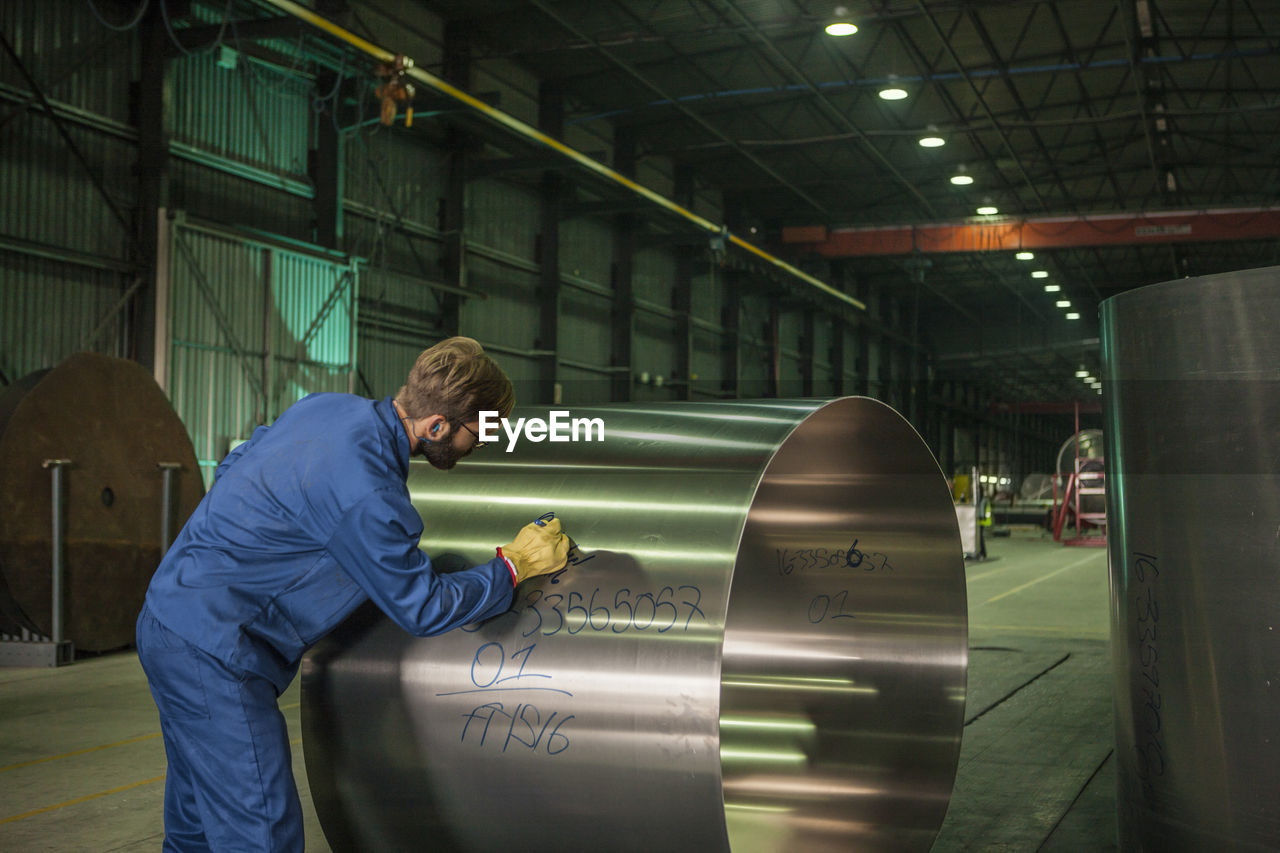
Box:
[499,516,570,585]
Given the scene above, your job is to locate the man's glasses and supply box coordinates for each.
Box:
[459,422,486,448]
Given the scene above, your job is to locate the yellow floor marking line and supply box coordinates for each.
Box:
[967,562,1028,582]
[967,548,1085,583]
[982,552,1107,605]
[0,774,166,825]
[0,733,162,774]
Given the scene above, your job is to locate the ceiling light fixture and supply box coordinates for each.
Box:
[976,205,999,215]
[878,76,908,100]
[1031,270,1049,279]
[1044,284,1061,292]
[918,125,945,147]
[950,164,973,185]
[1015,251,1034,260]
[1075,368,1089,378]
[825,6,857,36]
[1066,312,1081,320]
[1056,300,1072,308]
[824,15,855,36]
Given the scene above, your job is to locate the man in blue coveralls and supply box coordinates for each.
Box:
[136,336,570,851]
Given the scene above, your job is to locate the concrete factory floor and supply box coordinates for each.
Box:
[1,529,1114,852]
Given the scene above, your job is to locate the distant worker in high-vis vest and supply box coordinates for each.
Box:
[137,336,570,851]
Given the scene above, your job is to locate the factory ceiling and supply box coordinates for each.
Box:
[218,0,1279,405]
[388,0,1280,401]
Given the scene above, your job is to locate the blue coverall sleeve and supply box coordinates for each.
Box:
[324,487,514,636]
[215,424,271,482]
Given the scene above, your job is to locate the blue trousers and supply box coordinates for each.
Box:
[137,605,303,852]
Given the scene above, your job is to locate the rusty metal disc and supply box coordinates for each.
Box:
[0,352,205,652]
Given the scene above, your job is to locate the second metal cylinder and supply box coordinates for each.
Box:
[1102,265,1280,850]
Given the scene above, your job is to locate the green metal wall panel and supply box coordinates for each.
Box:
[867,336,883,401]
[557,365,612,405]
[560,218,612,291]
[459,257,538,351]
[777,310,803,396]
[813,314,834,392]
[691,329,722,399]
[0,0,136,382]
[690,266,721,324]
[344,129,447,231]
[467,178,538,261]
[0,254,130,382]
[171,159,314,242]
[558,289,612,373]
[169,49,311,181]
[632,313,679,403]
[633,246,675,306]
[737,292,771,398]
[165,219,357,485]
[0,119,136,257]
[343,216,443,291]
[1,0,133,124]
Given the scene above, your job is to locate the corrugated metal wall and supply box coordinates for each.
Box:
[2,0,133,122]
[168,37,315,242]
[559,216,615,403]
[357,266,444,400]
[689,264,724,398]
[0,0,136,381]
[631,247,678,403]
[170,48,311,180]
[812,313,834,394]
[777,310,803,397]
[0,256,131,380]
[738,291,772,398]
[460,177,542,401]
[165,218,356,484]
[0,0,988,475]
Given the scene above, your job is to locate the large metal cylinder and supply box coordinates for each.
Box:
[0,352,204,650]
[302,397,967,852]
[1102,265,1280,850]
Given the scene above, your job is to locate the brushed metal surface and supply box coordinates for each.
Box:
[1102,265,1280,851]
[302,397,967,852]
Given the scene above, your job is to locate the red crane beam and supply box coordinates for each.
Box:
[782,207,1280,257]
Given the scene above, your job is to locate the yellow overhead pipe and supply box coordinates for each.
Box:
[257,0,865,313]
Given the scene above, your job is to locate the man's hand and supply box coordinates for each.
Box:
[499,517,570,584]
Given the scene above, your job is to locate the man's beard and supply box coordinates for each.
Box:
[422,438,468,470]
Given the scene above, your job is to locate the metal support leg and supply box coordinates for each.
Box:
[158,462,183,557]
[0,460,77,666]
[44,459,71,646]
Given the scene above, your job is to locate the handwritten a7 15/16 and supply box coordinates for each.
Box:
[777,538,894,576]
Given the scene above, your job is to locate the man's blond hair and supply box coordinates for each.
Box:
[396,337,514,421]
